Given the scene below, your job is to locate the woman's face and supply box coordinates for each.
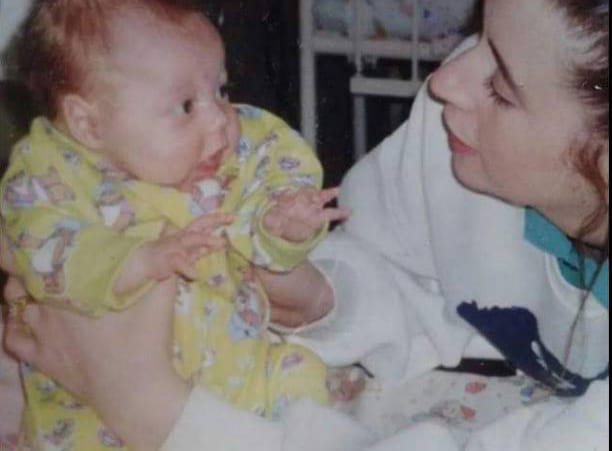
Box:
[429,0,606,239]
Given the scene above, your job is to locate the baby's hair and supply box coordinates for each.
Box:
[18,0,206,118]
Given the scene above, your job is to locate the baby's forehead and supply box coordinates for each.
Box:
[108,6,220,46]
[94,9,224,76]
[82,13,225,101]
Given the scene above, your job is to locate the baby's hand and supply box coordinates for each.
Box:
[263,187,350,243]
[145,213,235,281]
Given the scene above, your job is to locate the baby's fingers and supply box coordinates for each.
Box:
[187,213,235,233]
[179,231,223,251]
[300,207,350,231]
[192,235,228,257]
[318,187,342,205]
[321,206,351,223]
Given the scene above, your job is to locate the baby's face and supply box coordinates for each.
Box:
[89,8,239,189]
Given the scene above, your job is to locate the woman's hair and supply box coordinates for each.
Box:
[553,0,609,239]
[551,0,609,379]
[17,0,205,118]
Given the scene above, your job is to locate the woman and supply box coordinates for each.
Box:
[2,0,608,449]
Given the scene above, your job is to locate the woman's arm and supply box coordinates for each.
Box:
[0,314,23,442]
[4,276,189,451]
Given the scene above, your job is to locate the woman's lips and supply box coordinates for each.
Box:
[448,132,476,155]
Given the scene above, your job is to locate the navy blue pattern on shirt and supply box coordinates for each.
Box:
[457,301,609,397]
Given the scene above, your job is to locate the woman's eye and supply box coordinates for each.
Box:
[485,76,513,109]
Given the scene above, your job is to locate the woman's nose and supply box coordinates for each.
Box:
[429,48,479,111]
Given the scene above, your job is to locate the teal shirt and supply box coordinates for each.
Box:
[524,208,609,309]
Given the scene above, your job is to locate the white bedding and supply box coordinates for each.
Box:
[352,371,553,448]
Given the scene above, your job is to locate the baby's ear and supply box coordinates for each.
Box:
[61,94,104,150]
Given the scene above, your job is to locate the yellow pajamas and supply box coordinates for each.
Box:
[0,105,329,450]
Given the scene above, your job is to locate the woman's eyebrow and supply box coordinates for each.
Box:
[488,38,525,100]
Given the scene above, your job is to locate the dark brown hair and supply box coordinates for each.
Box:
[554,0,609,239]
[17,0,205,118]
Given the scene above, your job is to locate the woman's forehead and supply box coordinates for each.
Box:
[484,0,574,95]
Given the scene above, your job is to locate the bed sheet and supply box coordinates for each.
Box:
[348,370,553,446]
[313,0,478,41]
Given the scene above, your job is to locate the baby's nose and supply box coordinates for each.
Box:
[201,101,228,132]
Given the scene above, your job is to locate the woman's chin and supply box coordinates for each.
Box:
[451,157,486,193]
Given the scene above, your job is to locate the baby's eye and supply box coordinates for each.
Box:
[176,99,195,115]
[216,85,230,100]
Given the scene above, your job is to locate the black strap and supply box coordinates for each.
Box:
[437,358,517,377]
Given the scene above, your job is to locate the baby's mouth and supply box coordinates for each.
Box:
[178,137,231,192]
[187,146,227,185]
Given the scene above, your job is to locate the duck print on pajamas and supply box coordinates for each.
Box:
[277,156,302,173]
[228,282,264,341]
[175,279,195,316]
[17,219,81,294]
[189,177,228,217]
[94,180,135,232]
[42,419,75,450]
[236,136,253,163]
[3,167,75,208]
[97,428,124,448]
[241,133,278,199]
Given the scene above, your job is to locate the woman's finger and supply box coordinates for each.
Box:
[3,276,27,303]
[4,315,39,364]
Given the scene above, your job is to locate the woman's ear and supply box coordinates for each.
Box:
[61,94,105,150]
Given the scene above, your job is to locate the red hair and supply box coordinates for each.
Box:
[18,0,206,118]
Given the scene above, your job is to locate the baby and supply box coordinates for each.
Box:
[0,1,350,449]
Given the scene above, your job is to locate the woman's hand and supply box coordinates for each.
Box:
[3,276,190,451]
[0,310,23,444]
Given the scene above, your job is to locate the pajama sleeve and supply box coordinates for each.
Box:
[0,152,157,317]
[226,105,328,272]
